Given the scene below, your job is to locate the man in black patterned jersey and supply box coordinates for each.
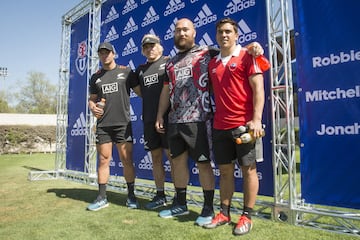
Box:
[156,18,265,226]
[156,18,218,226]
[133,34,173,210]
[87,42,140,211]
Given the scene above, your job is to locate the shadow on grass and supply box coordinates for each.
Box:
[22,165,46,171]
[46,188,135,205]
[46,188,199,222]
[47,188,98,204]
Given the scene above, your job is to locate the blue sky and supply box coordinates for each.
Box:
[0,0,80,99]
[0,0,294,104]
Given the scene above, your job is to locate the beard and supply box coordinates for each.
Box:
[174,37,194,51]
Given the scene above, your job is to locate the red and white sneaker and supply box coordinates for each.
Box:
[233,215,253,235]
[203,212,231,229]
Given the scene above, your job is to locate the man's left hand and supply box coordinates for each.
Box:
[246,42,264,57]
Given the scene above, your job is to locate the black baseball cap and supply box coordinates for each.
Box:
[141,35,160,46]
[97,42,115,52]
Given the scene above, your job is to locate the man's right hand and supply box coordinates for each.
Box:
[91,105,104,119]
[155,118,165,133]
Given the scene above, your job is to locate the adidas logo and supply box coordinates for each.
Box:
[127,59,136,70]
[164,17,178,40]
[169,46,179,57]
[198,32,215,46]
[148,28,157,36]
[122,37,138,56]
[130,105,138,121]
[237,19,257,43]
[224,0,255,16]
[193,4,217,28]
[164,0,185,16]
[109,156,115,167]
[105,26,119,42]
[141,6,160,27]
[126,135,133,143]
[138,152,153,170]
[104,6,119,24]
[130,88,138,98]
[122,0,138,15]
[164,160,172,172]
[198,154,208,162]
[122,16,138,36]
[71,112,86,136]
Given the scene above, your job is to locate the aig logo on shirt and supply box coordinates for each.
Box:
[175,66,193,80]
[102,82,118,94]
[144,73,159,86]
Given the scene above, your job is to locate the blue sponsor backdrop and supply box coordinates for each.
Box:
[99,0,273,196]
[66,0,273,196]
[293,0,360,209]
[66,13,90,171]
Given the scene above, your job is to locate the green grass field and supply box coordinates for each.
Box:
[0,153,357,240]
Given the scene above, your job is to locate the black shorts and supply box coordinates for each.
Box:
[96,123,133,145]
[143,122,169,151]
[212,128,256,166]
[167,122,210,162]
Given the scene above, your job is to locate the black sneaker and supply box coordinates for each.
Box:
[145,195,167,210]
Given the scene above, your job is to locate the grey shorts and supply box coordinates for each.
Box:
[167,122,210,162]
[96,123,133,145]
[212,128,256,166]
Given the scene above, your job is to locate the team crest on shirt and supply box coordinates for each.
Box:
[117,73,125,79]
[229,63,237,71]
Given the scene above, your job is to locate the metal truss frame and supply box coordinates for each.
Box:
[84,0,102,180]
[58,0,95,175]
[267,0,359,236]
[29,0,94,180]
[28,0,359,237]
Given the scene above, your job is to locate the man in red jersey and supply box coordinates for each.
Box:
[203,18,267,236]
[155,18,266,227]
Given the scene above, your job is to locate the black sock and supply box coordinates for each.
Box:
[242,206,253,219]
[127,182,135,198]
[203,190,214,211]
[175,187,187,206]
[156,190,165,198]
[99,184,107,199]
[220,203,231,217]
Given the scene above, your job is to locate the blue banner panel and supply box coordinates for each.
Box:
[293,0,360,209]
[100,0,273,196]
[66,13,90,171]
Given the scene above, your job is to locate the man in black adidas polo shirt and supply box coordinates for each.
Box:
[133,34,173,210]
[87,42,140,211]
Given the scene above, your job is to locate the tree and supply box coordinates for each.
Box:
[0,91,15,113]
[15,71,57,114]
